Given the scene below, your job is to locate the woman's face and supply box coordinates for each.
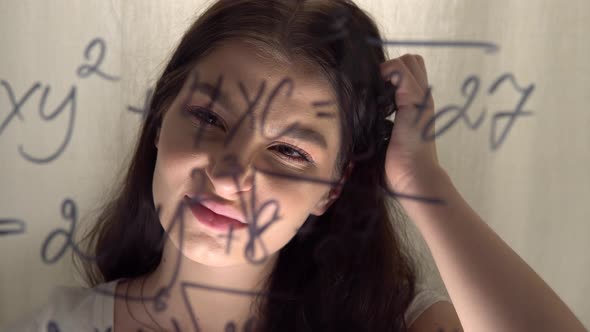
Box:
[152,40,343,267]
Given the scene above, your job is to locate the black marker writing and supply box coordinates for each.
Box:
[243,173,280,265]
[76,37,120,81]
[219,223,235,255]
[488,73,535,150]
[186,69,447,205]
[127,88,154,120]
[46,321,59,332]
[41,198,97,264]
[5,18,538,330]
[366,37,499,53]
[0,81,76,164]
[19,86,76,164]
[1,36,122,164]
[419,73,534,150]
[0,81,41,135]
[0,218,26,236]
[422,75,485,140]
[228,79,266,143]
[45,320,113,332]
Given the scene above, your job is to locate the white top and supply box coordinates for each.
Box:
[2,279,450,331]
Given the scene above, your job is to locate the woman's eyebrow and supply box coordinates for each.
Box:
[193,81,331,149]
[279,125,328,149]
[192,82,237,113]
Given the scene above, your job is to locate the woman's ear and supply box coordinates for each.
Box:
[310,161,354,216]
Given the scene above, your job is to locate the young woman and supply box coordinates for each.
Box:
[5,0,586,331]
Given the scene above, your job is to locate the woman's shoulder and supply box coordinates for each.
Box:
[404,282,452,327]
[1,279,120,332]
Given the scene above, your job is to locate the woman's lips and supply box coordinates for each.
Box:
[185,196,248,232]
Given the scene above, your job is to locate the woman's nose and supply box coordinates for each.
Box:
[206,151,254,198]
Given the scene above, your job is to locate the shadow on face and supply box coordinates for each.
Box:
[151,40,346,267]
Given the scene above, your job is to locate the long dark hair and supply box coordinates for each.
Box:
[75,0,418,330]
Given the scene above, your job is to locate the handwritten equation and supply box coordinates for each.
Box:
[1,29,534,331]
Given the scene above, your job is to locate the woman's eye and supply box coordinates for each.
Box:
[270,144,313,164]
[188,107,225,129]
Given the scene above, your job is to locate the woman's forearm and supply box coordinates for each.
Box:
[399,166,587,332]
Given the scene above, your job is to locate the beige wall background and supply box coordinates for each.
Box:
[1,0,588,328]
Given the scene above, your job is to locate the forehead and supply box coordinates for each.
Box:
[192,40,340,120]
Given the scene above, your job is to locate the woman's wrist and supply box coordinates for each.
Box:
[389,164,452,199]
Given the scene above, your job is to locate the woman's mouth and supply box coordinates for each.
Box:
[184,195,248,232]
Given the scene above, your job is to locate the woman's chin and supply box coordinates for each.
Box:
[171,236,244,267]
[186,253,239,267]
[165,227,279,267]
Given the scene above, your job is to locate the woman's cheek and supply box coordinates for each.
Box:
[152,151,208,230]
[257,179,320,246]
[158,123,214,187]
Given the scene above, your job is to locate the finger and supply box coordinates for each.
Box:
[399,54,428,91]
[407,55,435,126]
[380,58,424,108]
[380,60,406,86]
[380,55,426,87]
[414,54,429,83]
[381,57,436,136]
[394,55,435,119]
